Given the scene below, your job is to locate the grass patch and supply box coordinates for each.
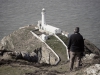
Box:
[46,35,67,63]
[57,34,68,45]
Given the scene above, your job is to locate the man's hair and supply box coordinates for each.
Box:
[74,27,79,33]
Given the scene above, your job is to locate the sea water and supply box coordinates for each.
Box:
[0,0,100,48]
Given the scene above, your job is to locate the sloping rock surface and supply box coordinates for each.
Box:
[0,25,58,65]
[0,25,42,51]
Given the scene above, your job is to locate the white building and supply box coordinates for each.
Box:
[43,25,62,34]
[38,8,62,34]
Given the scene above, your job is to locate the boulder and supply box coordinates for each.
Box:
[84,64,100,75]
[83,53,96,60]
[1,52,12,60]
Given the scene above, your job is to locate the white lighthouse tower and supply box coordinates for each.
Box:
[41,8,46,26]
[37,8,62,34]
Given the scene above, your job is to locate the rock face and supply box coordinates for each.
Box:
[84,64,100,75]
[0,25,59,65]
[0,25,42,51]
[84,39,100,55]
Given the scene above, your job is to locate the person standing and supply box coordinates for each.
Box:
[68,27,84,71]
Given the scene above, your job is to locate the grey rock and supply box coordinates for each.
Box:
[83,53,96,60]
[84,64,100,75]
[2,52,12,60]
[30,52,38,62]
[13,51,22,59]
[21,51,30,61]
[84,39,100,55]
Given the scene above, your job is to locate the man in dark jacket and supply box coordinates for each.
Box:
[68,27,84,71]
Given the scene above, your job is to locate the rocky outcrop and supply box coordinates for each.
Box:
[0,25,59,65]
[0,25,42,52]
[1,51,38,62]
[84,39,100,55]
[0,25,100,66]
[84,64,100,75]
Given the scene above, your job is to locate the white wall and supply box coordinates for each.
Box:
[44,25,61,34]
[37,21,62,34]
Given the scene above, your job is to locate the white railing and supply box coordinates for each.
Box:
[54,34,69,60]
[30,31,60,65]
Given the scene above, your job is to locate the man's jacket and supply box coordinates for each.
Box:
[68,33,84,52]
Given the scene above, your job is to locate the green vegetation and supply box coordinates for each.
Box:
[57,34,68,45]
[46,35,68,63]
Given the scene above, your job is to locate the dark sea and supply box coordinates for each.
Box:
[0,0,100,48]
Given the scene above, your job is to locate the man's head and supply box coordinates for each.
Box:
[74,27,79,33]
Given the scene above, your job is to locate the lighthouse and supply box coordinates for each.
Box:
[41,8,46,26]
[37,8,62,34]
